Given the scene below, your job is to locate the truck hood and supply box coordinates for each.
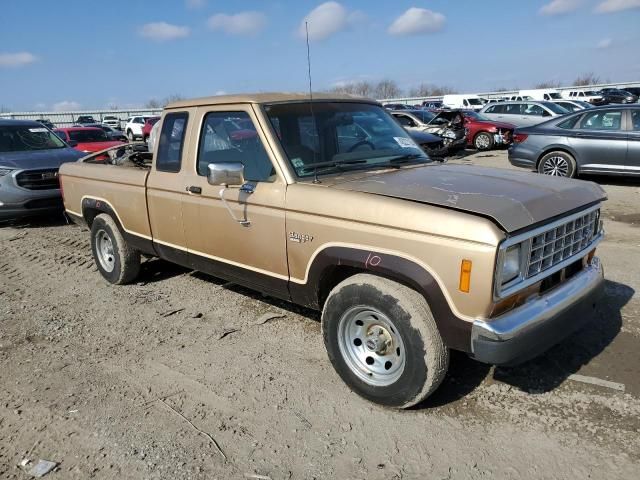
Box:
[327,164,606,233]
[0,147,84,170]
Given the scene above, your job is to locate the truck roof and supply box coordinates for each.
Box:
[165,92,377,109]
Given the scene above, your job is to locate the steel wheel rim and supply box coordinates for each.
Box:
[475,134,490,149]
[96,229,115,273]
[337,306,406,387]
[542,156,569,176]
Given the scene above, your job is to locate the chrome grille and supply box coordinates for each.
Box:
[15,169,60,190]
[526,209,599,278]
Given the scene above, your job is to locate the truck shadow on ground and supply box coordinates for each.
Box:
[0,213,70,229]
[419,279,632,408]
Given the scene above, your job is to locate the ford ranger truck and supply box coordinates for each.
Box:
[59,93,606,408]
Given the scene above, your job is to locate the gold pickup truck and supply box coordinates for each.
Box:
[60,93,606,408]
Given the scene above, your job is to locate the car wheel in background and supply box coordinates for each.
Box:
[474,132,494,151]
[537,151,576,178]
[322,274,449,408]
[127,130,134,142]
[90,213,140,284]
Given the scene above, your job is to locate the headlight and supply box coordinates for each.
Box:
[442,131,456,139]
[0,168,14,177]
[500,244,522,285]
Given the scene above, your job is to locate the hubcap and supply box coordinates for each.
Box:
[475,134,490,149]
[337,306,406,387]
[542,156,569,176]
[96,229,115,273]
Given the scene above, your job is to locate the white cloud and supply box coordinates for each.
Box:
[596,37,613,48]
[595,0,640,12]
[539,0,583,15]
[298,2,362,42]
[53,101,81,112]
[0,52,38,68]
[139,22,190,41]
[186,0,206,9]
[207,11,267,35]
[388,8,445,36]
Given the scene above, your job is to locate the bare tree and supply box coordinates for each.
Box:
[374,80,402,99]
[0,105,10,114]
[573,72,601,86]
[145,99,162,108]
[534,80,561,89]
[352,81,374,98]
[429,85,456,96]
[163,94,185,105]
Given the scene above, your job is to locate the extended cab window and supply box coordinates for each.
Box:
[197,111,275,182]
[156,112,188,173]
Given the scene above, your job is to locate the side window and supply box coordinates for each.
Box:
[395,115,416,127]
[484,105,496,114]
[197,111,275,183]
[632,110,640,131]
[580,110,622,130]
[463,99,469,106]
[156,112,188,173]
[558,115,581,129]
[524,104,544,116]
[505,104,521,115]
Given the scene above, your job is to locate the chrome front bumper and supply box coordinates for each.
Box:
[471,257,604,365]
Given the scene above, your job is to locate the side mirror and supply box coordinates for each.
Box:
[207,162,245,187]
[67,140,78,147]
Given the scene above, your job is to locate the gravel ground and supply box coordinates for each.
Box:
[1,149,639,479]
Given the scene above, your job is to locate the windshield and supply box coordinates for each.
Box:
[543,102,569,114]
[265,102,429,178]
[0,125,66,152]
[467,98,484,106]
[548,92,562,99]
[68,129,109,142]
[405,110,435,123]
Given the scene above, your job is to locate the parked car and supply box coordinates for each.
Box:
[480,101,569,128]
[442,94,485,111]
[76,115,97,125]
[508,105,639,178]
[623,87,640,98]
[0,119,84,221]
[142,116,161,142]
[550,100,593,112]
[77,123,128,142]
[35,118,55,129]
[598,88,638,104]
[102,115,121,130]
[506,95,532,101]
[562,90,606,105]
[458,110,516,150]
[60,93,606,408]
[54,127,125,153]
[518,89,563,101]
[124,116,152,141]
[391,110,467,154]
[421,100,443,109]
[383,103,413,111]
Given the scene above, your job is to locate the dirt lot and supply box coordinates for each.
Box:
[1,150,639,479]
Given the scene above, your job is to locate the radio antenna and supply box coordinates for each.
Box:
[306,21,321,184]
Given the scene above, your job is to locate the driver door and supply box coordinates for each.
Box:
[180,105,290,300]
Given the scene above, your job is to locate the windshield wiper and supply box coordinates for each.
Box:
[387,153,427,164]
[300,158,368,170]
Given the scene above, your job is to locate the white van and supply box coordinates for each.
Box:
[562,90,605,104]
[442,94,486,111]
[518,89,563,101]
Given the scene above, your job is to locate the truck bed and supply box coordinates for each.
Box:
[60,147,152,239]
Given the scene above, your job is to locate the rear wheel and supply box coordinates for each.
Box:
[90,214,140,284]
[322,274,449,408]
[127,130,134,142]
[538,151,576,178]
[474,132,494,150]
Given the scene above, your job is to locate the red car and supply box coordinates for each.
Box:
[54,127,124,153]
[460,110,516,150]
[142,117,161,142]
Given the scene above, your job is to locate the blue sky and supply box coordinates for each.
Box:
[1,0,639,111]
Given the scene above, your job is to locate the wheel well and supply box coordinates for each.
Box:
[82,207,102,228]
[536,148,576,170]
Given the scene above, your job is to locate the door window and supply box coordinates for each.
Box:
[631,110,640,131]
[523,104,545,116]
[579,110,622,130]
[156,112,188,172]
[197,111,275,182]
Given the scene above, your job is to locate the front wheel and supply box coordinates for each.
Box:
[90,213,140,284]
[127,130,135,142]
[474,132,494,151]
[322,274,449,408]
[538,151,576,178]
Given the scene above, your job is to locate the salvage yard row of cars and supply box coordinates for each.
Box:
[1,89,636,408]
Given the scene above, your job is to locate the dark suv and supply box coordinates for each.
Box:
[598,88,638,104]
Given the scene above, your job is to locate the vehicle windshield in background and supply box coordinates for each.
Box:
[544,102,570,114]
[68,129,109,142]
[548,93,562,99]
[265,102,429,177]
[410,110,436,123]
[467,98,484,105]
[0,125,66,152]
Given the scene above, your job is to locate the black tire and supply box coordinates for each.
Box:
[90,213,140,284]
[473,131,494,151]
[127,130,134,142]
[322,274,449,408]
[537,151,577,178]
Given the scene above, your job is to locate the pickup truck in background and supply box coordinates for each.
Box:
[60,93,606,408]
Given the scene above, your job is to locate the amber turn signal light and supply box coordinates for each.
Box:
[459,259,472,293]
